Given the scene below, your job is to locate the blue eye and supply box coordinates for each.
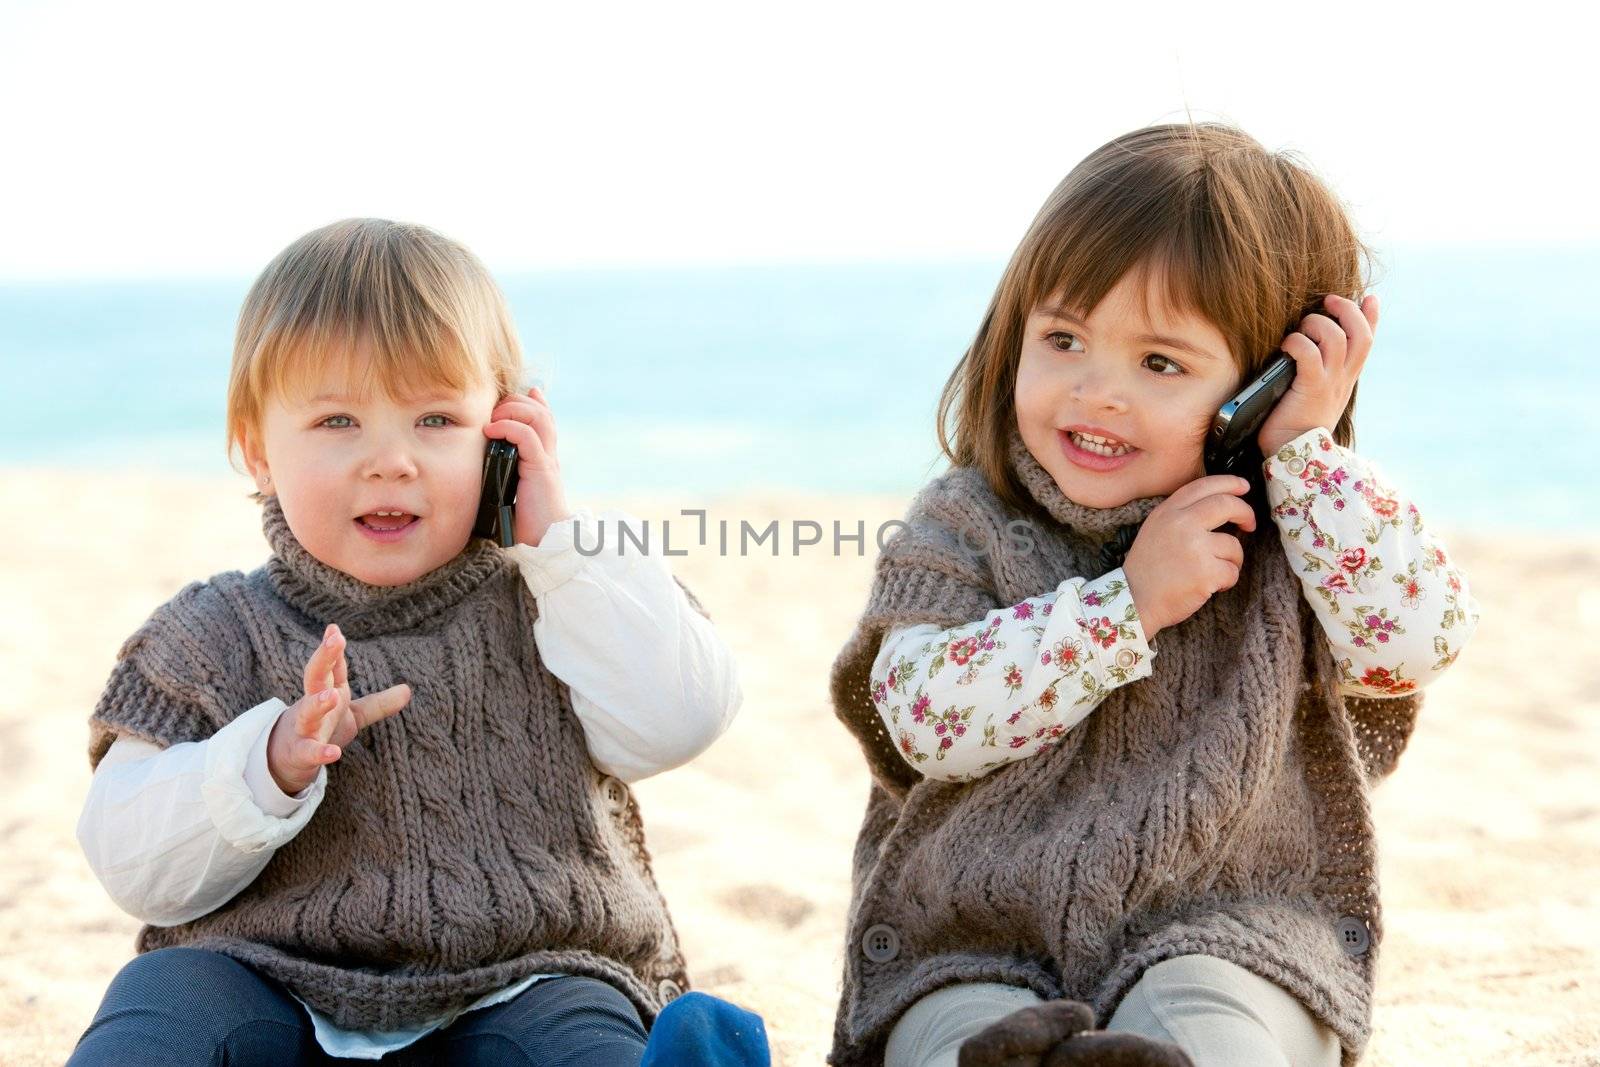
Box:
[420,414,453,428]
[1143,354,1185,376]
[320,415,354,428]
[1046,331,1084,352]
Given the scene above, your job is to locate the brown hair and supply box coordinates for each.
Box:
[937,121,1376,515]
[226,218,524,480]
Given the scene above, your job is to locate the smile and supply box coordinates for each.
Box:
[354,514,420,543]
[1059,428,1140,472]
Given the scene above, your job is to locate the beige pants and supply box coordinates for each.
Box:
[884,954,1342,1067]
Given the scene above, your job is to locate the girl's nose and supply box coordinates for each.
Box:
[1069,369,1130,414]
[362,438,420,481]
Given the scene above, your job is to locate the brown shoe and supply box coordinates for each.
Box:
[957,1000,1096,1067]
[1039,1029,1195,1067]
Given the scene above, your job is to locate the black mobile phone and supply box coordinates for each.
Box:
[1204,352,1296,529]
[473,439,518,547]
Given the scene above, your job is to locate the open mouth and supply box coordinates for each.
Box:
[355,511,419,535]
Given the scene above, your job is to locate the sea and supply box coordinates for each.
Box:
[2,244,1596,532]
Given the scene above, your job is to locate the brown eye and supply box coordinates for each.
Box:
[1046,331,1084,353]
[1143,354,1184,375]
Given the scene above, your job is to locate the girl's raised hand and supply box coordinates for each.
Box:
[482,384,572,548]
[266,623,411,795]
[1256,292,1380,457]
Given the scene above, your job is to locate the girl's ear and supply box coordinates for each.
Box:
[241,432,274,495]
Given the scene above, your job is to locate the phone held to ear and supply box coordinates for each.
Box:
[1204,352,1296,531]
[474,439,519,547]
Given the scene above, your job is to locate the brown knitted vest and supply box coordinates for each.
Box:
[828,426,1421,1067]
[87,495,693,1031]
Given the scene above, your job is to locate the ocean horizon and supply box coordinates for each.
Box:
[2,244,1595,532]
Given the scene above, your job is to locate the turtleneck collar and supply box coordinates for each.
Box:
[260,493,508,639]
[1002,423,1163,552]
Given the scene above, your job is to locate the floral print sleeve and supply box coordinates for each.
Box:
[869,569,1153,782]
[1264,427,1480,698]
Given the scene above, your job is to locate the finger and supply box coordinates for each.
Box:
[1165,474,1251,511]
[1323,293,1373,348]
[295,687,339,737]
[491,393,550,424]
[294,734,341,768]
[1279,332,1326,386]
[303,626,339,696]
[1208,556,1243,592]
[1209,530,1246,567]
[315,689,348,745]
[1298,312,1347,372]
[1186,492,1257,534]
[1362,294,1380,332]
[484,418,553,465]
[351,683,412,732]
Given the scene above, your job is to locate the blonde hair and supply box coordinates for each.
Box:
[226,218,524,478]
[937,122,1376,516]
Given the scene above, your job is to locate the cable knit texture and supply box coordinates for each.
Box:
[827,426,1421,1067]
[86,495,695,1032]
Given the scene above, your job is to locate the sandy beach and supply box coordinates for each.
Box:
[1,468,1596,1066]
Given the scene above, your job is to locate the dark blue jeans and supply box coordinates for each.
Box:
[69,947,770,1066]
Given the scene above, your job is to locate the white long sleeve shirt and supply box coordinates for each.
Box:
[870,429,1480,782]
[76,506,743,1059]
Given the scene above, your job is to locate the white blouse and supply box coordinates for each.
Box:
[76,506,743,1059]
[870,428,1480,783]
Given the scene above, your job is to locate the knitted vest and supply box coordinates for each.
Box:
[87,495,694,1031]
[828,426,1421,1067]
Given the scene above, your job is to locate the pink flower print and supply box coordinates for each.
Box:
[939,736,953,750]
[1338,548,1367,574]
[1040,650,1051,665]
[1319,436,1332,451]
[1013,601,1035,620]
[1004,667,1023,689]
[1448,575,1461,593]
[1083,590,1103,607]
[1303,459,1330,484]
[948,637,978,666]
[1038,688,1058,711]
[1322,573,1351,594]
[1370,494,1399,519]
[886,667,897,689]
[910,694,930,723]
[1434,547,1449,567]
[872,682,887,705]
[1006,709,1023,725]
[1400,578,1424,609]
[1009,736,1028,748]
[953,724,967,737]
[897,731,916,756]
[1042,603,1053,616]
[1333,499,1346,510]
[934,722,948,736]
[1079,616,1118,650]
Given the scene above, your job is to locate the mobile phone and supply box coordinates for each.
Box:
[473,439,518,547]
[1204,352,1296,529]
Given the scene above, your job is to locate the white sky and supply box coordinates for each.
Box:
[1,0,1594,280]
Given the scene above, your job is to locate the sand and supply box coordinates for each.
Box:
[1,468,1596,1066]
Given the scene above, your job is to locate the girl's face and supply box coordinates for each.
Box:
[243,356,501,587]
[1014,268,1242,509]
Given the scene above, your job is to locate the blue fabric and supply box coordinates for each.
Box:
[70,947,770,1066]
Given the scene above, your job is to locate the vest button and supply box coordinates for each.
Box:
[1335,915,1370,956]
[658,978,683,1003]
[600,776,629,814]
[1286,456,1308,475]
[1115,647,1138,669]
[861,923,900,963]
